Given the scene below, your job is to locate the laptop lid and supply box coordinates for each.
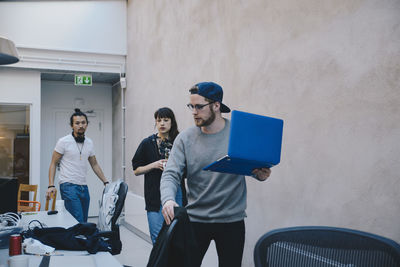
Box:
[203,110,283,175]
[228,110,283,165]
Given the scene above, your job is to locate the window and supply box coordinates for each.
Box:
[0,104,30,187]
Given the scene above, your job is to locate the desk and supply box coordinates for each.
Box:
[20,210,78,229]
[27,252,123,267]
[0,211,123,267]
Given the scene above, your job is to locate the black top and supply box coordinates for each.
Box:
[132,134,186,211]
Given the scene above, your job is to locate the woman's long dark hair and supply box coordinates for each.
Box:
[154,107,179,142]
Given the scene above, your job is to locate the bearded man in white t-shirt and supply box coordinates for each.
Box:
[46,108,109,222]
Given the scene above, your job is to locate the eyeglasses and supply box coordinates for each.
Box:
[186,102,215,111]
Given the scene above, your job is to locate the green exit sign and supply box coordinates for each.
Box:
[75,74,92,86]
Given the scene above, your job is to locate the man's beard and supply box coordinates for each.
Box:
[195,107,216,127]
[73,131,85,143]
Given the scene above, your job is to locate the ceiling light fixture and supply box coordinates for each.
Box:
[0,36,19,65]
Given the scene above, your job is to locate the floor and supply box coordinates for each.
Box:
[114,225,152,267]
[89,218,218,267]
[115,225,218,267]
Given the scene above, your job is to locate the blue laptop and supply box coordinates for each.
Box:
[203,110,284,176]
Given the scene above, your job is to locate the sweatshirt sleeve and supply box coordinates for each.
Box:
[160,133,186,205]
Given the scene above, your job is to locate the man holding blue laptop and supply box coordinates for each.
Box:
[160,82,271,267]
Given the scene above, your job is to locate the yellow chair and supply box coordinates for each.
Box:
[17,184,41,212]
[45,190,57,211]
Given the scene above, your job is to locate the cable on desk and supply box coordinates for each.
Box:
[27,219,46,230]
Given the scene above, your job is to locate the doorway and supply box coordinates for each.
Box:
[41,80,113,217]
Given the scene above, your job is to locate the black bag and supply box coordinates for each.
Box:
[22,222,111,254]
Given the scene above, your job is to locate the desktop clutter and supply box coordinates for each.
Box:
[1,180,126,267]
[1,212,114,267]
[0,213,117,251]
[0,212,24,267]
[0,211,62,255]
[0,213,22,249]
[0,212,56,267]
[1,219,115,266]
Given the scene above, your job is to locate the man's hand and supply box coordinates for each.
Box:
[162,200,179,225]
[252,167,271,181]
[46,187,57,200]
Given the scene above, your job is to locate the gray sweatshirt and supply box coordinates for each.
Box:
[160,119,247,223]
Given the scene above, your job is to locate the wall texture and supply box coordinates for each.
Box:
[125,0,400,266]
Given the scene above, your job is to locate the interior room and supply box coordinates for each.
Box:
[0,0,399,266]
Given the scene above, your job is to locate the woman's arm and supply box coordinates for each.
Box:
[134,159,166,175]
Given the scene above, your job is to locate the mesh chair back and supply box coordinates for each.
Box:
[96,181,128,255]
[254,226,400,267]
[111,181,128,229]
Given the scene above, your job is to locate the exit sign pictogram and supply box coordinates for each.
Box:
[75,74,92,86]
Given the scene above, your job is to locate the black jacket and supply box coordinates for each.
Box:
[132,134,186,211]
[22,223,111,254]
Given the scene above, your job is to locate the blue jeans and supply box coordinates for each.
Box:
[60,182,90,223]
[147,187,183,244]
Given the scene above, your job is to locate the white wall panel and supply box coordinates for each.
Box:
[0,1,126,55]
[0,69,41,190]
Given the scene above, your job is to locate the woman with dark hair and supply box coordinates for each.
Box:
[131,107,186,244]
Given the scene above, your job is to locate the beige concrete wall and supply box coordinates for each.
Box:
[112,84,123,181]
[125,0,400,265]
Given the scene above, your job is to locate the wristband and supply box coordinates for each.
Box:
[104,181,109,186]
[48,185,55,189]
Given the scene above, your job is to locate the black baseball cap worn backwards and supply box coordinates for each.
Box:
[195,82,231,113]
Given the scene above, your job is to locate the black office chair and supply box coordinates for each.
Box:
[96,181,128,255]
[254,226,400,267]
[147,218,179,267]
[147,207,200,267]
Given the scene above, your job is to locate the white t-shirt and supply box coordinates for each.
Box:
[55,134,95,185]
